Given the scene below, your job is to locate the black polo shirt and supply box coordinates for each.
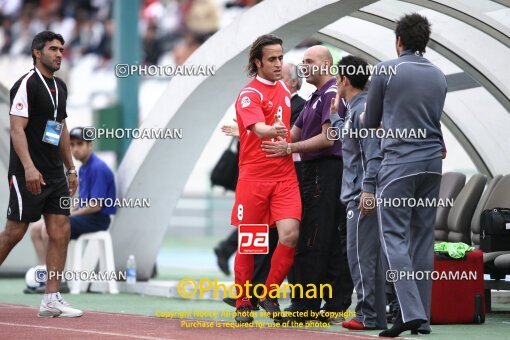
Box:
[9,68,68,178]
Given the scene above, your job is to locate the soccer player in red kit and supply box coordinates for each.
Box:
[231,34,301,323]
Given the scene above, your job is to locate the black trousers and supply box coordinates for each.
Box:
[292,157,353,312]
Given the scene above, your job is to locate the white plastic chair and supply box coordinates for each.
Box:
[67,230,119,294]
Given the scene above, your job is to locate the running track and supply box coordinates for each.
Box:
[0,303,388,339]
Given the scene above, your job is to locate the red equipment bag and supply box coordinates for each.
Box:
[431,249,485,324]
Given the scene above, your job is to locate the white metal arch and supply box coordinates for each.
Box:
[317,8,510,177]
[314,30,494,177]
[0,0,508,276]
[401,0,510,47]
[357,0,510,112]
[110,0,377,279]
[111,0,510,278]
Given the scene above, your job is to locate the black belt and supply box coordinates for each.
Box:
[301,156,342,164]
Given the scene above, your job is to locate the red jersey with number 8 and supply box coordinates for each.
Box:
[235,75,295,182]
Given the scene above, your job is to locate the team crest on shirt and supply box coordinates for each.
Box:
[312,98,320,109]
[268,101,273,109]
[16,103,23,110]
[285,96,290,107]
[347,210,354,219]
[241,96,251,108]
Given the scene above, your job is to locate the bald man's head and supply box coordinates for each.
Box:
[305,45,333,65]
[302,45,334,87]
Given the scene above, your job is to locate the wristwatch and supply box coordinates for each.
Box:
[66,169,77,176]
[286,143,292,155]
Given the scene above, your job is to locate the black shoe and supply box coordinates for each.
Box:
[223,297,236,308]
[284,301,301,312]
[234,305,254,323]
[386,312,393,323]
[259,297,285,321]
[223,297,259,310]
[214,247,230,276]
[379,311,425,338]
[386,307,399,324]
[411,329,431,335]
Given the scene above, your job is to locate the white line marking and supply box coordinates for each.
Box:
[0,304,416,339]
[12,175,23,220]
[0,322,170,340]
[291,328,378,338]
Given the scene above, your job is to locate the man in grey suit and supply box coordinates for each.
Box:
[330,55,387,331]
[364,13,447,337]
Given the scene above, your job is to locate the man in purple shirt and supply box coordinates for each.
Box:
[262,45,353,322]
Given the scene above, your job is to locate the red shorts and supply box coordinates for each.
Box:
[231,178,302,227]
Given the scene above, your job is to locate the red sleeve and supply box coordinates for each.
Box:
[236,90,264,129]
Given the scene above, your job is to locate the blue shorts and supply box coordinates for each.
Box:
[70,213,111,240]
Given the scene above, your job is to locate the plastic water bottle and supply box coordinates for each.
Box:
[126,254,137,285]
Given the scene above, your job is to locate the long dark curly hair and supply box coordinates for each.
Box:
[247,34,283,77]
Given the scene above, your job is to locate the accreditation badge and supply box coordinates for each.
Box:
[42,120,63,146]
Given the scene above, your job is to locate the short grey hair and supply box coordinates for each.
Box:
[288,63,302,90]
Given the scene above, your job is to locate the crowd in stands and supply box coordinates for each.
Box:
[0,0,262,66]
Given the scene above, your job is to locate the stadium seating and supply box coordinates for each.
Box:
[435,172,466,241]
[447,174,487,244]
[465,174,510,311]
[494,255,510,275]
[480,174,510,275]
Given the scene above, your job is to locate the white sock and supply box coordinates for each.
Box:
[43,292,61,303]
